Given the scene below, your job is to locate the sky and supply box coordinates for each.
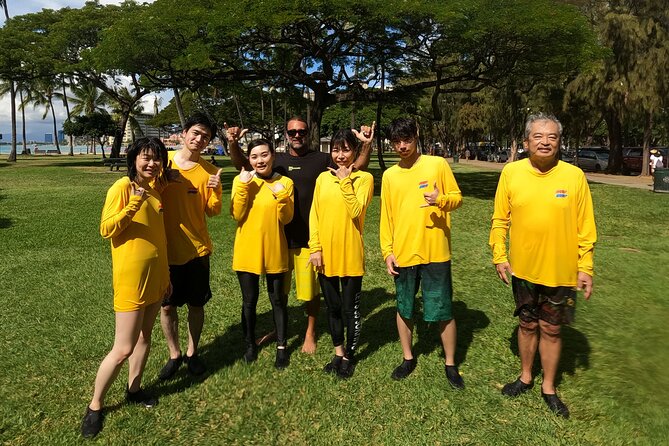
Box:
[0,1,162,143]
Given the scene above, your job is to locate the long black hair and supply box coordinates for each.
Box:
[126,137,168,184]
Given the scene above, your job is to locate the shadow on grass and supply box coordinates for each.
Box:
[453,170,501,200]
[508,325,590,386]
[413,300,490,365]
[0,217,13,229]
[352,287,396,362]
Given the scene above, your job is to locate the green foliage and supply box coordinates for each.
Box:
[0,156,668,444]
[63,112,117,140]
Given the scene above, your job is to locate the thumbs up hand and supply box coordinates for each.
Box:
[423,182,440,206]
[208,168,223,188]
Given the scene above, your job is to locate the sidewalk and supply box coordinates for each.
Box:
[455,158,653,191]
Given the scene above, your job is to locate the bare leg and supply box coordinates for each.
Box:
[396,312,414,359]
[127,301,162,392]
[89,310,144,410]
[439,319,457,366]
[538,320,562,393]
[186,305,205,357]
[302,299,319,354]
[160,305,181,359]
[517,319,539,384]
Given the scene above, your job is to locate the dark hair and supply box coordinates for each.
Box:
[126,137,168,183]
[184,111,217,138]
[330,129,360,156]
[246,138,274,156]
[387,117,418,142]
[285,116,308,131]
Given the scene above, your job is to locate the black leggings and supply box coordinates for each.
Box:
[318,274,362,358]
[237,272,288,347]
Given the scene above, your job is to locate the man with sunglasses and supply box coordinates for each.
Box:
[229,117,374,354]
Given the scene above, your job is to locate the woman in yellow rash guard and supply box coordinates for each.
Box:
[308,129,374,378]
[231,139,294,369]
[81,138,172,439]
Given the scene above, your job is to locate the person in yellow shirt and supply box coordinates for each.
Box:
[308,129,374,378]
[81,138,172,438]
[158,112,223,380]
[379,117,464,389]
[490,113,597,419]
[227,118,374,354]
[231,139,294,369]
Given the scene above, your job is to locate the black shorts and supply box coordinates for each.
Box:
[163,255,212,308]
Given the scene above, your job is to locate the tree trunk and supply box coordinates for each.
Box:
[306,88,328,152]
[19,89,28,155]
[641,110,653,176]
[604,109,623,174]
[376,100,386,171]
[61,79,74,156]
[7,81,17,162]
[49,99,61,154]
[111,110,131,158]
[173,86,186,128]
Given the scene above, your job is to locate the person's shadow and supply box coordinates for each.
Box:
[351,287,397,362]
[147,285,397,398]
[508,324,591,386]
[413,300,490,365]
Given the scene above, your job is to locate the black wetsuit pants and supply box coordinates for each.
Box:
[318,274,362,358]
[237,272,288,347]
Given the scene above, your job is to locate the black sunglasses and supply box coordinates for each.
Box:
[287,129,308,137]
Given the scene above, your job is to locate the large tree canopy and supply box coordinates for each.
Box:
[1,0,596,159]
[91,0,595,147]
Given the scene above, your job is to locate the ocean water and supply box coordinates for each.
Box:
[0,145,101,155]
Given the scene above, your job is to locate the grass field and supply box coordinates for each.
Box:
[0,155,668,445]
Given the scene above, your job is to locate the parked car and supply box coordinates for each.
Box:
[576,149,609,172]
[622,147,668,175]
[490,148,510,163]
[622,147,643,175]
[560,150,576,164]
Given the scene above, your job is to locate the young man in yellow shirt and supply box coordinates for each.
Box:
[379,117,464,389]
[158,113,223,379]
[490,113,597,418]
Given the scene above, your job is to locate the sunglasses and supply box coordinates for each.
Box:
[287,129,308,137]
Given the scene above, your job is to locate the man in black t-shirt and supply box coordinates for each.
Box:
[229,117,374,353]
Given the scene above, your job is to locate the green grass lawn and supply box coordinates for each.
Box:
[0,155,667,445]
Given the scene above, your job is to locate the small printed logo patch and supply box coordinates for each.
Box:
[418,180,429,189]
[288,166,301,171]
[555,189,568,198]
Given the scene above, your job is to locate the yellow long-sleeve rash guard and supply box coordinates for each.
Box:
[489,159,597,287]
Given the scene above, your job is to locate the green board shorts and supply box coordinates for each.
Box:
[394,261,453,322]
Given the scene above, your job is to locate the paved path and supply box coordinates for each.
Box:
[455,158,654,191]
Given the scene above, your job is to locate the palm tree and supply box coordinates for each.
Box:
[110,86,145,146]
[66,81,109,154]
[68,81,109,116]
[54,75,75,156]
[0,79,29,154]
[1,0,18,162]
[24,78,61,154]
